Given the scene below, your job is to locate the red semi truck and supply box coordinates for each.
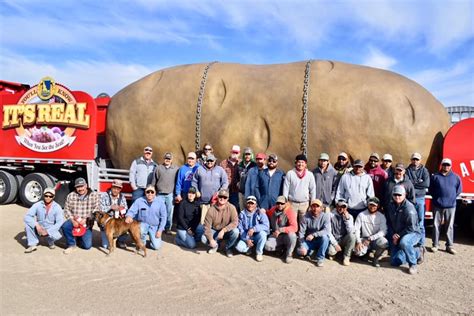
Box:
[0,77,131,207]
[1,78,473,229]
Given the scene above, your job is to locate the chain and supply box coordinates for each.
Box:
[301,60,312,157]
[195,61,217,152]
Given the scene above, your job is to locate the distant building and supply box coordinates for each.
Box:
[446,106,474,124]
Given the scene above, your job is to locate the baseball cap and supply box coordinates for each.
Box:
[441,158,452,166]
[382,154,393,161]
[74,178,87,187]
[145,184,156,193]
[336,199,348,207]
[268,153,278,161]
[411,152,422,160]
[256,153,266,160]
[43,187,56,196]
[276,196,287,204]
[111,179,123,188]
[310,199,323,206]
[187,152,197,159]
[246,196,257,203]
[243,147,253,154]
[144,146,153,152]
[295,154,307,162]
[338,152,349,160]
[395,163,405,171]
[188,186,197,194]
[206,154,217,162]
[353,159,364,167]
[369,153,380,161]
[231,145,241,153]
[218,189,229,198]
[72,225,86,237]
[393,185,406,195]
[164,152,173,159]
[367,196,380,206]
[319,153,330,161]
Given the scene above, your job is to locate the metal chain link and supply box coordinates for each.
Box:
[195,61,218,152]
[301,60,312,157]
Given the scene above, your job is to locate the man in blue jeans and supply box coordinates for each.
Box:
[296,199,331,267]
[387,185,422,275]
[405,152,430,246]
[153,152,178,234]
[62,178,99,254]
[125,185,167,250]
[175,187,204,249]
[235,195,270,262]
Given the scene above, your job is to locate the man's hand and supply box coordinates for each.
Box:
[246,239,254,248]
[155,231,162,239]
[175,195,182,203]
[363,239,370,246]
[125,216,133,224]
[272,230,280,238]
[247,228,255,237]
[217,230,225,240]
[71,219,79,228]
[209,239,218,248]
[110,204,120,211]
[355,242,363,252]
[187,228,194,236]
[306,234,314,241]
[36,224,48,236]
[334,244,342,252]
[392,233,400,245]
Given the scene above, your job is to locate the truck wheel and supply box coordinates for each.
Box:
[54,182,73,208]
[11,174,24,203]
[0,171,18,205]
[19,173,55,207]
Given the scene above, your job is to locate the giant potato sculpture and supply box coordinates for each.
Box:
[107,61,450,171]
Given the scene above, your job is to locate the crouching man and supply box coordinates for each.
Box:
[328,199,356,266]
[264,196,298,264]
[99,179,128,249]
[24,188,64,253]
[125,185,167,250]
[353,197,388,267]
[387,185,422,275]
[201,189,239,257]
[175,187,204,249]
[296,199,331,267]
[235,196,270,262]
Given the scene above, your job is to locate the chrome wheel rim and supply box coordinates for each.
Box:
[25,180,42,203]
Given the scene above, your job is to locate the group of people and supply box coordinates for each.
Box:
[23,144,462,275]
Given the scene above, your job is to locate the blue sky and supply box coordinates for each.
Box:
[1,0,473,107]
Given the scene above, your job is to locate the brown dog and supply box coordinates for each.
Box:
[94,211,146,257]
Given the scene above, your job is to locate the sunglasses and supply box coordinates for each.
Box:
[338,205,347,208]
[393,194,402,197]
[268,159,276,163]
[218,196,228,199]
[204,148,212,151]
[44,194,54,198]
[383,160,392,163]
[411,158,420,161]
[246,201,256,204]
[145,190,155,194]
[276,202,285,205]
[442,163,450,166]
[206,160,214,163]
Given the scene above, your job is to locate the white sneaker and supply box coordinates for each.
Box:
[63,246,77,254]
[24,246,37,254]
[256,254,263,262]
[207,246,218,254]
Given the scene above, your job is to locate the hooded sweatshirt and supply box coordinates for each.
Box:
[335,171,374,210]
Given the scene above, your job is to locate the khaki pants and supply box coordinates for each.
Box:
[200,203,211,225]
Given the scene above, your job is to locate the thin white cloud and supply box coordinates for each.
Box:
[362,47,397,70]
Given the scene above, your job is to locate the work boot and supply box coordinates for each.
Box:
[446,247,457,255]
[48,243,56,250]
[372,258,381,268]
[24,246,37,254]
[417,246,426,264]
[342,256,351,266]
[225,249,233,258]
[63,246,77,254]
[408,265,418,275]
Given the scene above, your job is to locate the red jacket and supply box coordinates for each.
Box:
[266,205,298,234]
[364,164,388,200]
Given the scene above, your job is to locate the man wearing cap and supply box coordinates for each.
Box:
[313,153,337,207]
[336,159,374,218]
[238,147,256,210]
[382,163,416,211]
[255,153,285,210]
[129,146,157,202]
[235,196,270,262]
[381,154,394,179]
[386,185,422,275]
[197,143,215,165]
[99,179,128,249]
[220,145,242,212]
[153,152,179,234]
[125,185,167,250]
[283,154,316,218]
[245,153,267,198]
[175,187,204,249]
[175,152,200,204]
[62,178,100,254]
[333,152,352,191]
[364,153,388,201]
[406,152,430,247]
[429,158,462,255]
[296,199,331,267]
[354,197,388,267]
[24,188,64,253]
[201,189,239,257]
[192,153,228,223]
[265,196,298,263]
[328,199,356,266]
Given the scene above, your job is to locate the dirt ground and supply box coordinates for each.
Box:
[1,204,473,315]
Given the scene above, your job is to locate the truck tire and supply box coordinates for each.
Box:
[0,171,18,205]
[12,174,24,203]
[19,173,55,207]
[54,182,73,208]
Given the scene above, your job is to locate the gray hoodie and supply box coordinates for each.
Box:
[313,164,337,205]
[335,171,374,210]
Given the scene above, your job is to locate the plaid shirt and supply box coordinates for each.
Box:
[64,190,99,220]
[99,191,128,215]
